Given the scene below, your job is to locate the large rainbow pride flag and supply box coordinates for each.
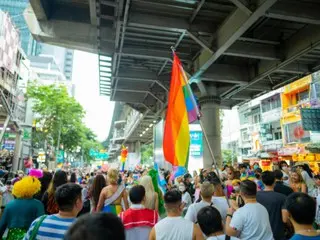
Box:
[163,52,199,167]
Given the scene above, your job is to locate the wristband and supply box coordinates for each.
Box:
[227,214,233,218]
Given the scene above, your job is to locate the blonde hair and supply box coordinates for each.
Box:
[139,175,155,209]
[107,168,119,185]
[200,181,214,198]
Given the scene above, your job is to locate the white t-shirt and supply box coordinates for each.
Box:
[207,235,240,240]
[155,216,194,240]
[212,197,229,220]
[182,192,192,210]
[230,203,274,240]
[185,200,226,223]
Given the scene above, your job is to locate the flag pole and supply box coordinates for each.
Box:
[170,47,229,205]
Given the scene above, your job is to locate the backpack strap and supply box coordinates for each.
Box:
[29,215,47,240]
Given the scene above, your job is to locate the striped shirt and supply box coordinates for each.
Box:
[23,214,76,240]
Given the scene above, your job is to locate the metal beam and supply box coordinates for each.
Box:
[187,31,213,54]
[128,12,215,33]
[276,63,310,74]
[223,24,320,99]
[89,0,98,25]
[201,64,249,84]
[229,0,252,16]
[191,0,278,82]
[116,89,165,104]
[189,0,206,23]
[266,1,320,25]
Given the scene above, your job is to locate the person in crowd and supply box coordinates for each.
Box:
[149,190,203,240]
[193,170,201,202]
[42,170,68,214]
[24,183,83,240]
[239,164,248,180]
[257,171,287,240]
[0,180,14,215]
[297,163,316,196]
[97,168,129,214]
[185,181,218,223]
[12,170,24,185]
[225,167,235,198]
[253,167,265,191]
[34,171,53,201]
[90,174,106,212]
[284,192,320,239]
[274,169,294,196]
[279,161,290,185]
[252,162,260,170]
[211,179,228,220]
[197,206,239,240]
[290,170,307,193]
[70,172,77,183]
[0,176,44,240]
[87,172,95,189]
[139,175,159,211]
[65,213,125,240]
[179,181,192,214]
[119,185,158,240]
[184,173,195,200]
[226,180,273,240]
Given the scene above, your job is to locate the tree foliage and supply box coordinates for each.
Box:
[27,82,101,161]
[222,149,237,165]
[140,143,154,165]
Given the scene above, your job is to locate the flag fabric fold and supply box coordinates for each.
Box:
[163,52,199,167]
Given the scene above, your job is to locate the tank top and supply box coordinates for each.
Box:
[155,216,193,240]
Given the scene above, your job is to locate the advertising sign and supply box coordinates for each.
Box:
[190,131,203,157]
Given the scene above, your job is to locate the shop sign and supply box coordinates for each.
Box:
[284,75,311,94]
[23,128,32,140]
[278,147,302,156]
[190,131,203,157]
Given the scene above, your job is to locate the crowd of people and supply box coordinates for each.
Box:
[0,160,318,240]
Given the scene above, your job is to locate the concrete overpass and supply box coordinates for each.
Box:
[25,0,320,167]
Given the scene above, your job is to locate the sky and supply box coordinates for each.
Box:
[72,51,114,142]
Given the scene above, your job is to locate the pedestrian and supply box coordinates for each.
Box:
[24,183,83,240]
[64,213,125,240]
[34,171,53,201]
[42,170,68,214]
[257,171,287,240]
[178,181,192,213]
[284,192,320,239]
[290,170,307,193]
[185,181,223,223]
[297,164,316,196]
[225,180,273,240]
[139,175,159,211]
[149,190,203,240]
[90,174,106,212]
[197,206,239,240]
[96,168,129,214]
[119,185,158,240]
[0,176,44,240]
[279,161,290,185]
[274,169,294,196]
[211,179,228,221]
[70,172,77,183]
[184,173,195,201]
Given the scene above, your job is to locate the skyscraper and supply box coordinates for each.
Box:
[0,0,74,81]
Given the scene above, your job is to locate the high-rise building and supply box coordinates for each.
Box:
[0,1,74,81]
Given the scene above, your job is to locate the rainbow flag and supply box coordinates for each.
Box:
[163,52,199,167]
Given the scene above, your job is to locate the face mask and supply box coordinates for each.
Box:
[179,186,186,192]
[282,166,288,171]
[253,165,259,170]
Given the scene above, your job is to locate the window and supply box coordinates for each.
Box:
[253,114,261,124]
[297,90,309,104]
[241,129,249,141]
[261,94,281,112]
[284,121,310,144]
[274,132,282,140]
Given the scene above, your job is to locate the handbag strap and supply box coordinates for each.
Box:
[29,215,47,240]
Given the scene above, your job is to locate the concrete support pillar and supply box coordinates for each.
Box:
[199,96,222,169]
[13,130,23,171]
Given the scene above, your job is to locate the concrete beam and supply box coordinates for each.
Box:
[191,0,278,81]
[30,0,48,20]
[24,6,114,54]
[223,24,320,99]
[276,62,310,74]
[266,1,320,25]
[128,12,215,33]
[89,0,98,25]
[201,64,249,84]
[229,0,252,15]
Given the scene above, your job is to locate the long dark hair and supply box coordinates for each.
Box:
[302,164,313,178]
[70,172,77,183]
[91,175,106,208]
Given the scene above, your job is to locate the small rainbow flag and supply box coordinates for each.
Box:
[163,52,199,167]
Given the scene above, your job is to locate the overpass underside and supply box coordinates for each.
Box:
[25,0,320,166]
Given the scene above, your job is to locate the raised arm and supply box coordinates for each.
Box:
[96,188,107,212]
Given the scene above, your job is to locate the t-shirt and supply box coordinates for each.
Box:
[257,191,286,240]
[274,181,294,196]
[230,202,273,240]
[24,214,76,240]
[185,200,225,223]
[182,192,192,210]
[212,197,228,220]
[155,217,194,240]
[290,234,320,240]
[207,235,240,240]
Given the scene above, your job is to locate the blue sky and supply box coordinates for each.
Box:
[72,51,114,141]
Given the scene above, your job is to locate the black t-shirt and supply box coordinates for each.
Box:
[274,181,294,196]
[257,191,287,240]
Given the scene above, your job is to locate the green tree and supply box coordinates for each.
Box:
[140,143,154,165]
[222,149,237,165]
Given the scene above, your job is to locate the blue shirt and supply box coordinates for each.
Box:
[290,234,320,240]
[24,214,76,240]
[0,198,44,236]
